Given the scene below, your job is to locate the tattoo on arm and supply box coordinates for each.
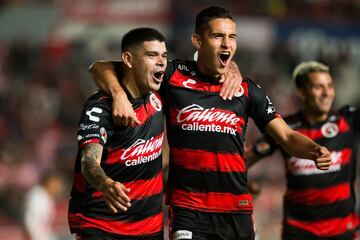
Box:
[81,143,107,190]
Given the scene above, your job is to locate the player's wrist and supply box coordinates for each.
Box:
[100,177,113,192]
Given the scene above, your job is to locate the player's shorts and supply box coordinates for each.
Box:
[282,223,358,240]
[75,228,163,240]
[168,206,255,240]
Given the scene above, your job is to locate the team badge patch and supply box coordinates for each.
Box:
[321,122,339,138]
[100,127,107,143]
[234,86,244,97]
[150,93,162,111]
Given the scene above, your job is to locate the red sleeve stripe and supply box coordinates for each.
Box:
[170,189,252,212]
[79,139,100,148]
[68,212,163,236]
[284,182,350,205]
[296,116,350,141]
[92,172,163,200]
[286,213,360,236]
[171,148,246,172]
[241,81,249,97]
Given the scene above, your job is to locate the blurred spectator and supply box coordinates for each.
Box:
[22,172,64,240]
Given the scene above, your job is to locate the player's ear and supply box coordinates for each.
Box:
[191,34,201,50]
[122,52,133,68]
[296,88,306,101]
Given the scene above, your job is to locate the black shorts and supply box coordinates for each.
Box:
[282,223,358,240]
[168,206,255,240]
[75,228,163,240]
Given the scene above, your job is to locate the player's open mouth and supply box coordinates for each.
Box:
[219,51,231,66]
[152,71,164,82]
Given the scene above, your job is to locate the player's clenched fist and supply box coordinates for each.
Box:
[311,146,332,170]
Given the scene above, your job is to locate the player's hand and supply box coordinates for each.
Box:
[219,61,243,100]
[311,146,332,170]
[112,92,140,126]
[101,178,131,213]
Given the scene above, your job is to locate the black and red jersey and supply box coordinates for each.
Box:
[68,88,164,237]
[267,106,360,238]
[162,60,280,213]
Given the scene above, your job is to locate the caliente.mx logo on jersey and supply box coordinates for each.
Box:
[120,133,163,166]
[176,104,244,136]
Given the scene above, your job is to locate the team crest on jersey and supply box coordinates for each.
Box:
[234,86,244,97]
[321,122,339,138]
[150,93,162,111]
[100,127,107,143]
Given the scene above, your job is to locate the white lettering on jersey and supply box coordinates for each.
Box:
[288,151,342,176]
[120,134,164,166]
[176,104,242,136]
[174,230,193,240]
[178,64,189,71]
[78,123,99,131]
[177,104,240,125]
[86,107,103,122]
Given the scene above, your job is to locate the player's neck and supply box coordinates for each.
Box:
[303,109,329,125]
[123,72,147,98]
[196,58,220,79]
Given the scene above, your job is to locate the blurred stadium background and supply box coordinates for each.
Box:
[0,0,359,239]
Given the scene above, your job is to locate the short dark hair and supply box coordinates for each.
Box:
[195,6,234,35]
[292,61,330,89]
[121,27,166,52]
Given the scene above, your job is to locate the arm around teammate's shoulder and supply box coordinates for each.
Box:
[89,60,139,126]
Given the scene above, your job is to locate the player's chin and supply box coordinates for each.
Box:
[216,65,230,75]
[149,82,161,92]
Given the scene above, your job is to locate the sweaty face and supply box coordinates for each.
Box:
[302,72,335,116]
[196,18,237,76]
[131,41,167,95]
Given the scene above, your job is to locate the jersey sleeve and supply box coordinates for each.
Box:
[341,105,360,135]
[253,134,279,157]
[159,60,177,100]
[77,93,113,148]
[247,79,280,133]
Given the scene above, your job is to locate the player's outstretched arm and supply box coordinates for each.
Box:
[219,61,243,100]
[81,143,131,213]
[89,61,139,126]
[265,118,332,170]
[245,135,278,168]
